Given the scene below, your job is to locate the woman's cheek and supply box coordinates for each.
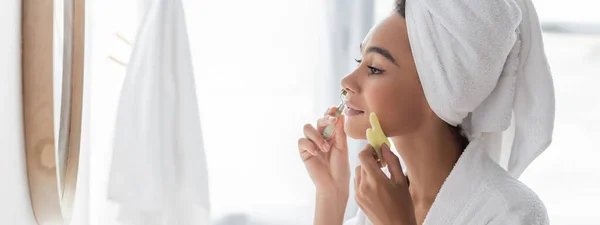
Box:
[366,90,391,115]
[368,88,406,135]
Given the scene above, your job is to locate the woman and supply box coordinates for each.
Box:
[297,0,555,224]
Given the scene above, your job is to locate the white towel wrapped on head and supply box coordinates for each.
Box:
[405,0,555,178]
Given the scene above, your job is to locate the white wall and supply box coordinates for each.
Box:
[0,1,39,225]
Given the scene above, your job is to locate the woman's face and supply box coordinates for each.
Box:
[341,13,431,139]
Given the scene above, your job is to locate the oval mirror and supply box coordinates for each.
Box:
[22,0,85,224]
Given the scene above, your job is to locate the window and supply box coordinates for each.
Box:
[89,1,326,224]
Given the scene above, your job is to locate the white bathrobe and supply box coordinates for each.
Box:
[345,138,549,225]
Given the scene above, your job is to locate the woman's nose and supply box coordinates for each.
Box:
[341,70,360,95]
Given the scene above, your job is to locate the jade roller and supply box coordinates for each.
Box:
[323,90,347,139]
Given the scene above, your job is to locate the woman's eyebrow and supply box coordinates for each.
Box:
[360,44,398,66]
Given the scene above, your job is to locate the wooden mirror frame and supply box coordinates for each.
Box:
[22,0,85,224]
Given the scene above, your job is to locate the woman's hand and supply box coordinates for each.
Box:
[355,144,417,225]
[298,106,350,196]
[298,107,350,225]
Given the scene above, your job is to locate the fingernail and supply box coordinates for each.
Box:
[328,117,338,123]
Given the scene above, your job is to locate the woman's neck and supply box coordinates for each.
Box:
[389,121,463,208]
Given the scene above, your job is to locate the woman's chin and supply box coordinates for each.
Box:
[344,121,368,140]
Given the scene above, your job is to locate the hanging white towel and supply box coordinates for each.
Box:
[107,0,210,224]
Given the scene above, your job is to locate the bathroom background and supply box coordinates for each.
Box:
[1,0,599,224]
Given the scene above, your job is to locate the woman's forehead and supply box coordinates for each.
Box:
[361,14,410,55]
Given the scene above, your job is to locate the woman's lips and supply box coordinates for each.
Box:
[344,106,365,116]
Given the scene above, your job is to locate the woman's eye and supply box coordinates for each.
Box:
[354,58,383,75]
[367,66,383,75]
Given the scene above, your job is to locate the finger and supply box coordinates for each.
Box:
[358,145,385,178]
[381,143,406,184]
[333,114,347,142]
[361,164,368,183]
[354,166,361,191]
[325,114,347,152]
[298,138,319,156]
[318,107,342,137]
[355,197,365,213]
[317,115,338,130]
[323,106,338,116]
[303,124,330,152]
